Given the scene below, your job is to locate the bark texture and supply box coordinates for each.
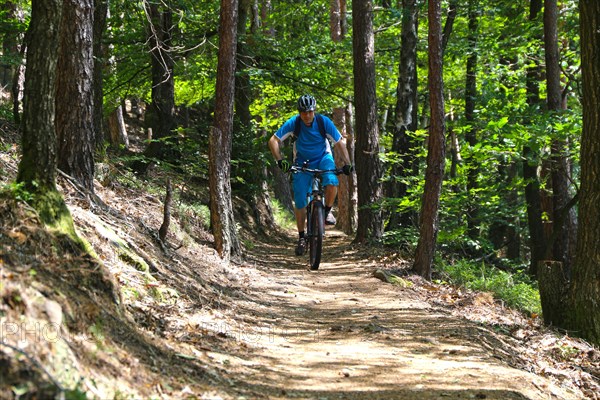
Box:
[209,0,241,260]
[144,2,177,162]
[17,0,63,193]
[56,0,96,192]
[412,0,446,280]
[544,0,577,272]
[568,0,600,345]
[352,0,383,242]
[387,0,419,230]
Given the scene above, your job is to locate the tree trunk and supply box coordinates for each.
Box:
[465,0,479,240]
[11,43,25,126]
[209,0,241,260]
[523,0,545,275]
[107,105,129,148]
[17,0,63,193]
[544,0,577,272]
[329,0,347,41]
[538,261,569,326]
[55,0,96,192]
[441,0,458,56]
[92,0,108,150]
[260,0,274,36]
[144,2,177,162]
[340,0,348,38]
[235,0,253,126]
[412,0,446,280]
[352,0,383,243]
[330,0,352,232]
[567,0,600,346]
[505,163,521,260]
[333,106,356,234]
[17,0,77,238]
[387,0,419,231]
[1,1,18,92]
[235,0,276,233]
[330,0,342,42]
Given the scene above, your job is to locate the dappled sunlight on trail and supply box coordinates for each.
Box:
[226,230,585,400]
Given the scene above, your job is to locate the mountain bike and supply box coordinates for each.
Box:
[290,163,343,271]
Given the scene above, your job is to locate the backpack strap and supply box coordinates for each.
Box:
[315,114,326,139]
[293,114,327,140]
[293,115,302,140]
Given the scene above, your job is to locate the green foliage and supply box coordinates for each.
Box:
[438,259,541,315]
[231,123,269,197]
[271,199,295,230]
[63,387,89,400]
[383,226,419,251]
[177,202,210,231]
[382,0,582,265]
[0,98,14,122]
[1,181,34,202]
[31,0,582,268]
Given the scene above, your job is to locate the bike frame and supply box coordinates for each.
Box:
[290,163,341,270]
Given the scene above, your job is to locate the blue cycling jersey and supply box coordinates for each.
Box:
[274,114,342,165]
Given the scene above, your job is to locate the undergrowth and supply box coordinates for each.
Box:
[384,225,541,316]
[437,259,541,315]
[272,199,295,230]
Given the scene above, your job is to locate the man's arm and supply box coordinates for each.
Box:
[268,135,283,161]
[334,136,352,166]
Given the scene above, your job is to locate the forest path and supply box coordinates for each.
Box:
[220,228,581,400]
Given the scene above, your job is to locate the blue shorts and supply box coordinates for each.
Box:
[292,154,338,209]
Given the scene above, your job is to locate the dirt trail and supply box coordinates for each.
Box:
[216,229,584,400]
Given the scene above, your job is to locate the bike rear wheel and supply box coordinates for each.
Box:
[308,201,324,270]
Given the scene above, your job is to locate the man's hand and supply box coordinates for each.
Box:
[277,159,291,172]
[342,164,354,176]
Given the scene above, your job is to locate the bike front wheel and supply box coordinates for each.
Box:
[308,201,324,270]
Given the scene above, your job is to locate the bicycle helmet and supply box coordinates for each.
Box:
[297,94,316,112]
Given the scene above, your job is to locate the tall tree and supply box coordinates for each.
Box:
[144,1,177,162]
[333,106,357,234]
[0,0,25,124]
[464,0,479,240]
[16,0,76,239]
[92,0,109,150]
[441,0,458,55]
[209,0,241,260]
[330,0,342,42]
[55,0,96,192]
[330,0,355,234]
[17,0,62,194]
[387,0,419,230]
[412,0,445,280]
[352,0,383,242]
[1,1,18,93]
[524,0,546,276]
[330,0,347,41]
[568,0,600,346]
[234,0,276,233]
[544,0,577,270]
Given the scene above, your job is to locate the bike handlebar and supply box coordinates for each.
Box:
[289,165,343,175]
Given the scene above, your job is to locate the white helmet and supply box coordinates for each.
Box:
[297,94,316,112]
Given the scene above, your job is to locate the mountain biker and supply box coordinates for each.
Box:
[268,94,353,256]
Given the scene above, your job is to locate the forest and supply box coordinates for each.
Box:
[0,0,599,398]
